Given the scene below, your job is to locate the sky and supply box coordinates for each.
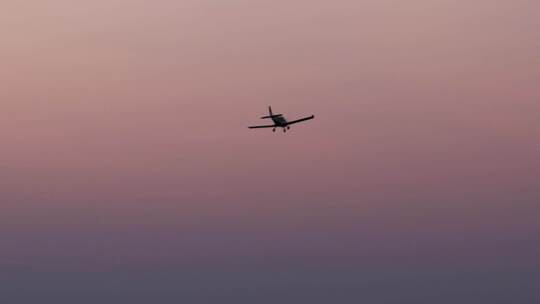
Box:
[1,0,540,303]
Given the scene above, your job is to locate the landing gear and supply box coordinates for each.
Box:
[273,128,276,132]
[287,126,290,130]
[283,128,287,133]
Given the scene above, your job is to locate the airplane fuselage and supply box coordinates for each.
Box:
[272,115,288,127]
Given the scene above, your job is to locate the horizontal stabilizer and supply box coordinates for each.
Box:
[261,114,283,119]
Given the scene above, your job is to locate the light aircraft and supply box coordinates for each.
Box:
[249,106,314,133]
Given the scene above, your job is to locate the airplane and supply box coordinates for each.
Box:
[249,106,314,133]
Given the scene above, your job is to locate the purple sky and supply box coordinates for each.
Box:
[1,1,540,302]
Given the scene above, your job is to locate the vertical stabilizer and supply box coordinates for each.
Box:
[261,106,282,119]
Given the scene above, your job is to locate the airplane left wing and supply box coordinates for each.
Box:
[248,124,276,129]
[287,115,315,125]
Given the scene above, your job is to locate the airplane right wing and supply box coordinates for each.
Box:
[287,115,315,125]
[248,124,276,129]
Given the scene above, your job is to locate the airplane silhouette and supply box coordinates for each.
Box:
[249,106,314,133]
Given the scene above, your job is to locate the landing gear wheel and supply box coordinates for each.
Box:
[273,128,276,132]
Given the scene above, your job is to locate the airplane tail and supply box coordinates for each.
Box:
[261,106,282,119]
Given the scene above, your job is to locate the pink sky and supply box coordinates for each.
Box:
[1,1,540,300]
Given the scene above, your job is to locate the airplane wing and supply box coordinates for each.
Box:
[248,124,276,129]
[287,115,315,125]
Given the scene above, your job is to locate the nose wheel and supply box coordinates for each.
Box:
[273,128,276,132]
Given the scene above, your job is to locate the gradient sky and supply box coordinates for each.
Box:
[1,1,540,303]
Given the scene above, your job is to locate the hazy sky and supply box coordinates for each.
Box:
[1,1,540,303]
